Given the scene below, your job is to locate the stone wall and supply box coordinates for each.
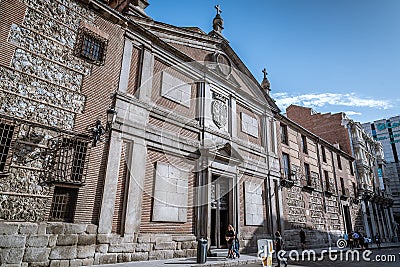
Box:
[0,222,197,266]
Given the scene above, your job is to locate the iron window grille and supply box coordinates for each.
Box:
[282,153,291,180]
[0,120,17,174]
[49,186,78,222]
[47,137,90,184]
[75,27,108,65]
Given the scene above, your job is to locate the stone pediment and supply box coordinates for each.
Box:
[200,142,244,165]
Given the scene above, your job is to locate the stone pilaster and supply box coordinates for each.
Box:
[124,138,148,234]
[98,131,123,234]
[230,97,237,138]
[118,38,134,94]
[138,48,154,102]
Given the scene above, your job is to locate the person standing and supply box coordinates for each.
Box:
[225,225,236,259]
[348,232,354,250]
[274,231,287,267]
[299,229,306,251]
[375,234,381,249]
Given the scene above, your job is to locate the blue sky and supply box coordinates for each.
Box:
[146,0,400,123]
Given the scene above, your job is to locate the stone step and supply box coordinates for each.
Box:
[209,248,229,257]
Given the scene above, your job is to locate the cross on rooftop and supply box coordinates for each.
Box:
[215,5,222,15]
[262,68,268,79]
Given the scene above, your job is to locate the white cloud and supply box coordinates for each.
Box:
[272,92,392,110]
[344,111,362,116]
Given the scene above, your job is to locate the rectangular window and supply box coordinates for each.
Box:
[282,153,291,179]
[51,138,89,184]
[280,124,288,145]
[324,170,330,191]
[301,135,308,154]
[337,154,342,170]
[340,177,346,195]
[321,146,327,162]
[304,163,311,185]
[349,160,354,175]
[352,182,357,197]
[49,187,78,222]
[0,122,15,172]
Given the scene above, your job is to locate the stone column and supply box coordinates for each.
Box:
[384,207,394,239]
[138,47,154,102]
[361,201,371,237]
[118,38,133,94]
[380,206,389,240]
[123,138,148,235]
[374,204,385,239]
[98,131,123,234]
[368,201,378,236]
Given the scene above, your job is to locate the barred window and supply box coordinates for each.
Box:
[282,153,291,179]
[49,187,78,222]
[0,122,15,172]
[75,27,108,65]
[51,138,89,184]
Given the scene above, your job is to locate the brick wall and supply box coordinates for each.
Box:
[140,149,195,235]
[286,105,352,155]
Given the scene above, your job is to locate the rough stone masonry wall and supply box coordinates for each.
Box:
[0,0,94,222]
[0,222,198,266]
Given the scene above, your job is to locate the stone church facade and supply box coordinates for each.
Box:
[0,0,282,265]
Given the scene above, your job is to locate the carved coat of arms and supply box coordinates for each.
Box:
[212,100,228,128]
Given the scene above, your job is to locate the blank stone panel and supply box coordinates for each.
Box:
[244,180,264,226]
[241,112,259,138]
[152,162,189,223]
[160,71,191,108]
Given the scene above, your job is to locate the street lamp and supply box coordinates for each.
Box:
[91,107,117,146]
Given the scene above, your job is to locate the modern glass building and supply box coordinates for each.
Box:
[363,116,400,230]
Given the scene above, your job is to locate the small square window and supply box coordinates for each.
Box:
[49,187,78,222]
[75,27,108,65]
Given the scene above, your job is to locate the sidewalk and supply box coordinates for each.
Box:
[96,242,400,267]
[97,254,260,267]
